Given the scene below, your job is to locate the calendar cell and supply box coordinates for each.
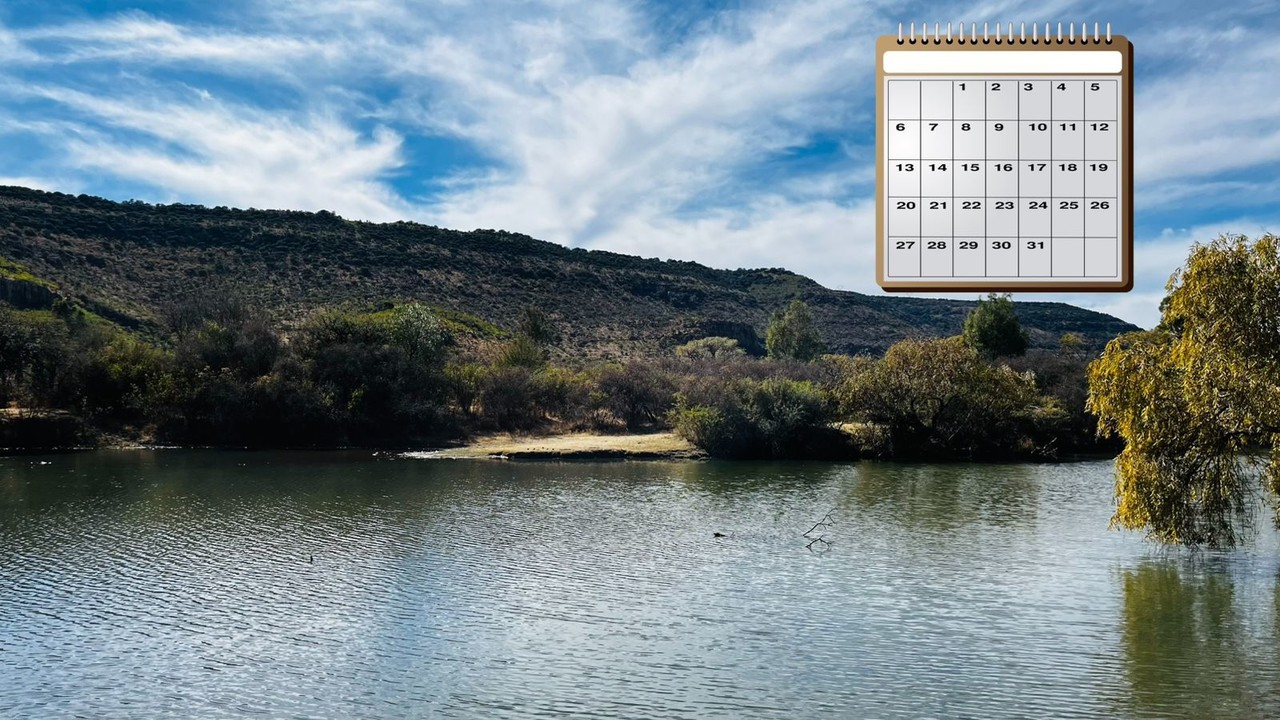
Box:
[986,121,1017,157]
[888,238,921,277]
[1019,161,1051,197]
[1051,81,1084,120]
[921,238,952,276]
[988,239,1018,276]
[987,161,1018,196]
[1020,199,1051,236]
[887,80,921,119]
[921,161,952,196]
[1085,237,1117,276]
[1019,80,1051,118]
[920,120,953,157]
[1019,121,1052,159]
[954,240,984,276]
[1084,160,1116,197]
[1085,120,1117,160]
[953,120,983,158]
[1085,198,1117,237]
[986,80,1017,118]
[888,198,921,236]
[954,199,985,236]
[1053,238,1085,276]
[954,161,984,196]
[1053,121,1084,159]
[986,200,1019,236]
[1085,80,1116,120]
[1021,239,1052,276]
[953,81,985,119]
[921,81,952,118]
[921,198,952,235]
[1052,160,1084,197]
[1052,198,1085,236]
[888,120,920,159]
[887,160,920,196]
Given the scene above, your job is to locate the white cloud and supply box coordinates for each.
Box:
[21,85,409,220]
[0,176,73,192]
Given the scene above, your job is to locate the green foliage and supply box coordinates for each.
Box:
[765,299,826,361]
[497,335,549,369]
[78,334,172,423]
[516,306,557,346]
[669,377,833,458]
[388,303,452,365]
[0,256,57,290]
[445,362,487,416]
[840,337,1057,458]
[962,293,1029,359]
[0,307,64,403]
[1088,234,1280,547]
[674,336,745,360]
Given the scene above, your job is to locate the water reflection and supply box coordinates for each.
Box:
[1118,559,1280,718]
[845,461,1039,531]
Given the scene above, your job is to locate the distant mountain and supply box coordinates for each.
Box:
[0,186,1138,357]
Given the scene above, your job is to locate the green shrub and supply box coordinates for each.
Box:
[496,335,548,369]
[668,377,835,459]
[839,337,1060,458]
[674,336,744,360]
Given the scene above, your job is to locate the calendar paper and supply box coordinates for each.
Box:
[875,31,1133,291]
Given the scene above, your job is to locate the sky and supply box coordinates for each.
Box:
[1,0,1277,329]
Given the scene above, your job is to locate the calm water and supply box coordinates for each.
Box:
[2,452,1279,719]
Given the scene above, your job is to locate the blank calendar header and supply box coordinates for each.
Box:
[883,51,1123,74]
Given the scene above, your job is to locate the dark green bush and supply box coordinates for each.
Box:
[669,377,835,459]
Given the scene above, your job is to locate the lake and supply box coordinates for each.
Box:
[2,451,1278,718]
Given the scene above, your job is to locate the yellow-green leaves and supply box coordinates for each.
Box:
[1088,234,1280,547]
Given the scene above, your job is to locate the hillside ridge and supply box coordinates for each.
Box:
[0,185,1138,356]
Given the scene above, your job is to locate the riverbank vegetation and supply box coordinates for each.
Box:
[0,284,1111,461]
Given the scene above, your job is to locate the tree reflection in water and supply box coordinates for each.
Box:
[1119,561,1280,718]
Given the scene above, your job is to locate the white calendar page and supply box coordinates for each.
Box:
[875,35,1133,291]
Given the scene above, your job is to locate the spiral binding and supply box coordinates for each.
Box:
[895,21,1112,45]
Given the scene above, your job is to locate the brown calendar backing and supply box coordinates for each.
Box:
[875,33,1133,292]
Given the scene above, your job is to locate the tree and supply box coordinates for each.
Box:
[765,299,826,361]
[962,293,1029,358]
[839,337,1056,458]
[1087,234,1280,547]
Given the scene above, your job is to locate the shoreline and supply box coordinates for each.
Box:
[408,432,706,461]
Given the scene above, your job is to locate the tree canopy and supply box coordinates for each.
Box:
[1087,234,1280,547]
[765,299,826,362]
[962,293,1028,359]
[839,336,1056,458]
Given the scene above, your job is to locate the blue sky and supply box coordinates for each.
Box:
[1,0,1277,329]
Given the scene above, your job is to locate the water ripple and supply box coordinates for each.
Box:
[1,452,1278,718]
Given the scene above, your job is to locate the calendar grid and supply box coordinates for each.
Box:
[883,77,1122,283]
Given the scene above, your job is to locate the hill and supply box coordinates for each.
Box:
[0,186,1137,356]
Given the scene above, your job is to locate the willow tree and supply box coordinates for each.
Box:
[1087,234,1280,547]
